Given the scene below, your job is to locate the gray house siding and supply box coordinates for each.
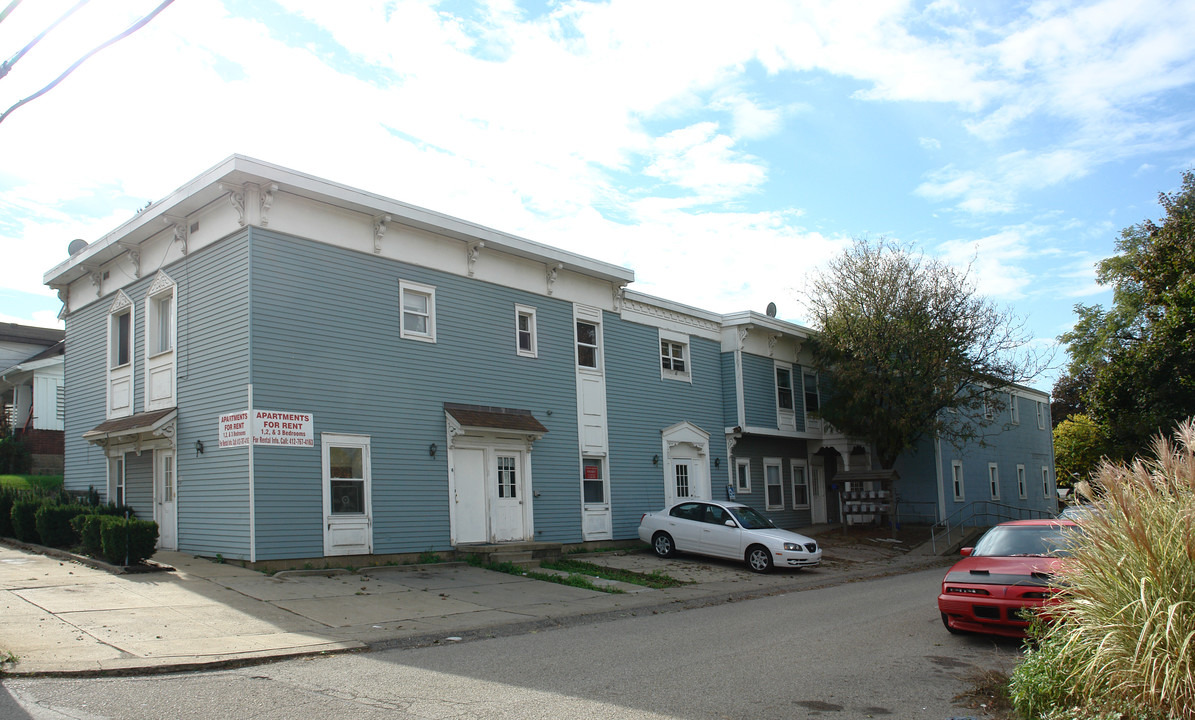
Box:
[123,452,153,519]
[175,231,252,559]
[727,435,812,528]
[740,354,805,430]
[891,438,941,524]
[721,352,738,427]
[604,315,727,539]
[246,229,582,558]
[63,296,113,498]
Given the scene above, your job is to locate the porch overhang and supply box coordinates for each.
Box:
[83,408,177,453]
[444,403,548,443]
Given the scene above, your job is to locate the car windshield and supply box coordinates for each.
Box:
[728,506,775,530]
[970,524,1076,558]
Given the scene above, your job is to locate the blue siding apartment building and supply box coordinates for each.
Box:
[44,156,1056,565]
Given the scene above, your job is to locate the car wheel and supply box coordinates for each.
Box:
[746,545,773,573]
[941,612,964,635]
[652,532,676,558]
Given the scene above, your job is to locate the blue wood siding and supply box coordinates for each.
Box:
[63,295,113,498]
[246,229,581,558]
[721,352,738,427]
[725,436,812,528]
[123,451,153,519]
[604,316,727,538]
[741,354,804,430]
[174,232,252,559]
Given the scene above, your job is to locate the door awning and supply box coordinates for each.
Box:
[444,403,548,437]
[83,407,177,446]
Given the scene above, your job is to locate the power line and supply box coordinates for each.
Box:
[0,0,90,81]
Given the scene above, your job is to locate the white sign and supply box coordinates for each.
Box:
[219,411,251,448]
[252,410,314,447]
[218,409,314,448]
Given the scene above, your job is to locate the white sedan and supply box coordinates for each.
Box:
[638,500,822,573]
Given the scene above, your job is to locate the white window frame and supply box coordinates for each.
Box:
[735,458,751,493]
[790,459,809,509]
[576,318,600,370]
[110,306,132,370]
[764,458,783,510]
[581,456,606,506]
[983,397,994,420]
[106,291,134,419]
[1036,401,1046,429]
[1041,466,1051,498]
[988,462,1000,500]
[109,455,125,506]
[399,280,437,343]
[147,287,174,356]
[1009,392,1020,425]
[515,304,537,358]
[658,329,691,383]
[951,460,965,502]
[1016,463,1027,500]
[774,361,796,431]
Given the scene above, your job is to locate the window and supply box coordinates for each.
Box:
[515,305,537,358]
[497,455,517,499]
[791,460,809,508]
[399,280,436,342]
[1036,401,1046,429]
[148,291,173,355]
[803,372,819,413]
[1042,466,1051,497]
[776,367,794,410]
[735,458,751,492]
[56,385,64,422]
[1010,393,1020,424]
[984,397,994,420]
[582,457,604,504]
[576,320,598,368]
[110,309,131,368]
[988,463,1000,500]
[764,459,783,510]
[110,456,125,506]
[163,453,175,503]
[328,445,366,514]
[659,329,690,381]
[952,460,965,501]
[1017,464,1027,499]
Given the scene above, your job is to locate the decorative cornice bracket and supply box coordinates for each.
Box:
[467,241,485,276]
[374,215,391,254]
[546,263,563,295]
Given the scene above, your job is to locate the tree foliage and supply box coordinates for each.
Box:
[1052,414,1109,486]
[802,237,1048,468]
[1060,170,1195,460]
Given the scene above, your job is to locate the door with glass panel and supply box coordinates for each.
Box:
[322,434,372,555]
[491,452,525,542]
[154,450,177,550]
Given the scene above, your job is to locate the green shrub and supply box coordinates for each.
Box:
[0,437,32,474]
[34,504,89,548]
[10,497,47,543]
[99,516,158,566]
[1011,418,1195,719]
[0,489,14,536]
[70,513,104,556]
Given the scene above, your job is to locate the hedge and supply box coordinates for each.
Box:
[0,489,14,536]
[99,516,158,566]
[10,497,48,543]
[34,504,90,548]
[70,514,104,556]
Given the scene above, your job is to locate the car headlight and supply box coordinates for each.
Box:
[783,542,801,551]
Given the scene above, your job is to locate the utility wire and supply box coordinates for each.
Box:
[0,0,90,80]
[0,0,174,125]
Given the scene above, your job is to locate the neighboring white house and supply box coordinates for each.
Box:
[0,323,65,474]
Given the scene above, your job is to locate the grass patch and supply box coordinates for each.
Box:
[465,555,625,594]
[0,475,63,492]
[540,558,686,589]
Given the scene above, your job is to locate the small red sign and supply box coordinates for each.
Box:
[584,465,600,479]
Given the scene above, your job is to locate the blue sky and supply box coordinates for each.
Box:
[3,0,1195,391]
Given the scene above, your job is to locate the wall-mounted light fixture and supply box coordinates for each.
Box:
[652,454,659,465]
[429,443,438,458]
[194,439,204,456]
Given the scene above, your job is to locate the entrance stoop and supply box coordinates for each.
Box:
[455,541,563,567]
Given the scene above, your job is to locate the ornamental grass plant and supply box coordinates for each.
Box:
[1010,419,1195,719]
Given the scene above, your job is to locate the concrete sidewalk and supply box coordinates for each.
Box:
[0,529,949,677]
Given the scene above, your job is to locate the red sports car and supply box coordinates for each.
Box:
[938,519,1079,638]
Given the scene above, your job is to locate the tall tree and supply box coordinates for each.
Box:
[1060,171,1195,459]
[802,237,1048,469]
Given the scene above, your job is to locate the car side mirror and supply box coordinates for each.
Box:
[724,520,736,527]
[960,547,973,557]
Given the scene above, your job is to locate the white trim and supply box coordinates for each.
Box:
[988,462,1001,501]
[399,279,437,343]
[951,460,965,502]
[575,309,602,371]
[321,432,374,555]
[735,457,752,493]
[659,328,691,383]
[106,290,134,419]
[764,457,783,510]
[1016,463,1027,500]
[515,304,538,358]
[247,384,256,563]
[1009,392,1020,425]
[774,360,796,431]
[1036,401,1046,429]
[790,458,809,509]
[1041,465,1051,498]
[144,272,177,412]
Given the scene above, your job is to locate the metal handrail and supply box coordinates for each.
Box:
[930,500,1053,554]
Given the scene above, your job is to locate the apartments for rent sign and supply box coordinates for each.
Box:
[219,410,314,448]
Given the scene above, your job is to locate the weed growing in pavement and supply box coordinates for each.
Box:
[539,558,686,588]
[465,555,625,594]
[417,550,442,564]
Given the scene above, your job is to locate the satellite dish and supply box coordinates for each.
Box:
[68,238,88,256]
[766,302,777,318]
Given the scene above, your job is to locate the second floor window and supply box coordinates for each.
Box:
[399,281,436,342]
[576,321,598,368]
[516,305,537,357]
[776,367,794,410]
[111,310,131,368]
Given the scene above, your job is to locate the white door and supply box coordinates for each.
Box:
[454,448,487,544]
[491,453,525,542]
[666,460,693,508]
[322,434,372,556]
[154,450,177,550]
[581,457,612,540]
[810,464,828,524]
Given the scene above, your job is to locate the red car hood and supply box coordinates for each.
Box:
[944,555,1065,586]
